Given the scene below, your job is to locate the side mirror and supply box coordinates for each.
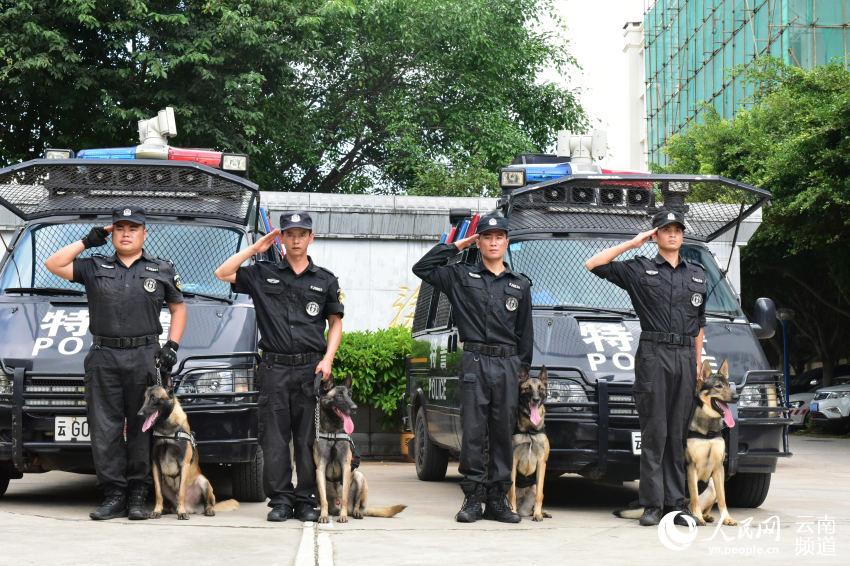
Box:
[750,297,776,340]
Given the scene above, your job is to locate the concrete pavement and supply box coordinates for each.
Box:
[1,435,848,565]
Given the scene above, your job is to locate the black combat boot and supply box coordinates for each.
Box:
[267,503,295,522]
[455,483,484,523]
[90,491,127,521]
[483,485,521,524]
[295,501,319,522]
[639,506,663,526]
[667,502,698,527]
[127,484,149,520]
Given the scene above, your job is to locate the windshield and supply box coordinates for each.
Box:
[1,222,247,298]
[508,237,743,317]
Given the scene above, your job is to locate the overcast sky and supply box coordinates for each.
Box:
[542,1,646,166]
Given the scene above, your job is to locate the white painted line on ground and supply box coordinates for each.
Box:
[293,522,315,566]
[317,531,334,566]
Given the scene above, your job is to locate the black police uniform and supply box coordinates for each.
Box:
[413,215,533,519]
[232,212,344,514]
[73,208,183,501]
[590,210,706,513]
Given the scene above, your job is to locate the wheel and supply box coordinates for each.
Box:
[414,407,449,481]
[725,472,771,508]
[0,473,9,498]
[231,446,266,502]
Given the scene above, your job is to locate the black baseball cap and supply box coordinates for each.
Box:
[477,214,509,235]
[651,209,685,231]
[112,206,146,225]
[280,211,313,232]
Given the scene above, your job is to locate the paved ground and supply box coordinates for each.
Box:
[1,435,848,566]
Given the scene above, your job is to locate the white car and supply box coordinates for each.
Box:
[810,380,850,430]
[788,389,816,428]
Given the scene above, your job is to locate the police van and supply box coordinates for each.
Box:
[407,150,792,508]
[0,108,270,501]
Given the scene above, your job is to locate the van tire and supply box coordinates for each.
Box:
[232,447,266,502]
[0,473,9,498]
[414,407,448,481]
[725,472,771,508]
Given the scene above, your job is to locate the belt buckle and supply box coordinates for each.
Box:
[120,337,130,348]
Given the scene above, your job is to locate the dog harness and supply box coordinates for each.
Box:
[153,430,197,449]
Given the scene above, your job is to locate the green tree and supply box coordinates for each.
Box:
[661,60,850,385]
[0,0,585,195]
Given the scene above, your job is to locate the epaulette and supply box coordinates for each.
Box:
[316,265,337,278]
[686,259,706,271]
[516,273,533,287]
[91,253,110,260]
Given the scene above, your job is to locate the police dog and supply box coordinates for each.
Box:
[313,376,406,523]
[509,366,551,521]
[137,385,239,519]
[614,360,738,526]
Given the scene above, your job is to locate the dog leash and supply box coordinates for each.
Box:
[313,372,324,442]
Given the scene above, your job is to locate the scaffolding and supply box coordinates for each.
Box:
[643,0,850,164]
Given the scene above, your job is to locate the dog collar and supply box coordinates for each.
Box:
[317,431,352,442]
[687,430,721,439]
[153,430,196,448]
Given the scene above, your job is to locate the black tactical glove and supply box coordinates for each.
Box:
[158,340,179,370]
[81,227,110,249]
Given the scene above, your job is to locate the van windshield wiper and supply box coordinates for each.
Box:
[705,311,740,321]
[538,305,637,317]
[181,291,233,305]
[4,287,85,296]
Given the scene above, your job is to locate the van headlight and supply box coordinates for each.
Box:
[176,369,254,395]
[547,379,589,411]
[738,383,780,407]
[0,374,11,395]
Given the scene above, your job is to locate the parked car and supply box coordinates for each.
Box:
[809,378,850,431]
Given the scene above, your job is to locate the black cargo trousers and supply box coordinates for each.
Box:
[633,338,697,509]
[458,350,521,493]
[84,342,159,495]
[257,358,319,508]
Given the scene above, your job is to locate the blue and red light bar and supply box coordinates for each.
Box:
[46,145,248,173]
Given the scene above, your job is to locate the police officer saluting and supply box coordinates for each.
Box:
[585,209,706,527]
[45,207,187,520]
[413,214,533,523]
[215,212,343,522]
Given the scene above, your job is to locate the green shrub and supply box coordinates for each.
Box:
[333,327,413,425]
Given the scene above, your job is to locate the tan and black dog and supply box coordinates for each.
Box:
[615,360,738,526]
[509,366,551,521]
[137,385,239,519]
[313,376,405,523]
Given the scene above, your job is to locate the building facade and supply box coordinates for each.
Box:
[644,0,850,164]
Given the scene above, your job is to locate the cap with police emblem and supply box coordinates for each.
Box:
[112,206,146,225]
[280,211,313,232]
[651,209,685,231]
[476,214,509,235]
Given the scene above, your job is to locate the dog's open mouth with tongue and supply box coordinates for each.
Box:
[142,411,159,433]
[529,402,543,427]
[712,399,736,428]
[334,407,355,435]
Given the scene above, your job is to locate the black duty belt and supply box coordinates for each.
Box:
[262,351,324,366]
[640,331,695,347]
[93,335,159,349]
[464,342,517,357]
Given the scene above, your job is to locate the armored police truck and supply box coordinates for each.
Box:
[0,109,270,501]
[407,156,792,508]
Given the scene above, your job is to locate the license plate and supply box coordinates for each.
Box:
[631,431,641,455]
[55,416,91,442]
[810,402,818,412]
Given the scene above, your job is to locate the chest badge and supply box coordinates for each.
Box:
[306,301,321,317]
[468,272,482,279]
[645,270,658,275]
[266,278,280,284]
[508,282,521,290]
[692,277,704,284]
[145,266,159,272]
[691,293,703,307]
[505,297,519,312]
[143,278,157,293]
[310,285,324,292]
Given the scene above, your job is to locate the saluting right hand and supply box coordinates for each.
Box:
[251,229,281,253]
[628,228,657,249]
[81,225,113,249]
[453,233,480,251]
